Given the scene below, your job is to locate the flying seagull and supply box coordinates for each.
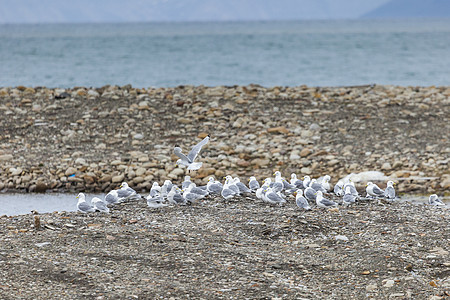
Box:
[174,135,210,171]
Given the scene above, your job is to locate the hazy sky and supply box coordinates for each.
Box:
[0,0,391,24]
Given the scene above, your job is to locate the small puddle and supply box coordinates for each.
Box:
[0,193,104,216]
[0,193,447,217]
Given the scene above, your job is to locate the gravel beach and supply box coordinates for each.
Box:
[0,84,449,194]
[0,84,449,298]
[0,196,449,299]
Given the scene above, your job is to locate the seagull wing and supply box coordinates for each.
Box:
[174,148,190,163]
[266,192,283,203]
[373,185,384,195]
[320,198,337,207]
[343,194,355,203]
[78,202,94,212]
[94,201,109,212]
[187,136,209,163]
[384,186,395,199]
[296,196,310,209]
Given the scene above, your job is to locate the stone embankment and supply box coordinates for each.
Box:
[0,84,449,194]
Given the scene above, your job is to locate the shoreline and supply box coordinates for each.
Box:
[0,84,449,195]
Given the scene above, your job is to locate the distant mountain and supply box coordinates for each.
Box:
[363,0,450,18]
[0,0,389,24]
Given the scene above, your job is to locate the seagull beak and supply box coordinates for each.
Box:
[393,182,397,185]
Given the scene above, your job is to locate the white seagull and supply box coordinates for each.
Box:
[174,135,210,171]
[262,187,286,205]
[105,190,120,205]
[428,194,445,206]
[248,176,260,192]
[320,175,331,191]
[384,180,396,200]
[206,177,223,194]
[167,186,186,205]
[92,197,110,213]
[304,187,317,202]
[333,180,344,196]
[342,186,356,206]
[295,190,311,211]
[290,173,304,189]
[366,182,384,198]
[76,193,95,213]
[117,182,140,202]
[315,191,337,208]
[234,177,251,194]
[149,182,161,198]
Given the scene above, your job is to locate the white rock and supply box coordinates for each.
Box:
[35,242,51,248]
[383,279,395,288]
[335,235,349,242]
[74,158,87,165]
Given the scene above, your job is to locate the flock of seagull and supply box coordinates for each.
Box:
[76,135,446,213]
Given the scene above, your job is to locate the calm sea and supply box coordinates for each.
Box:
[1,19,449,88]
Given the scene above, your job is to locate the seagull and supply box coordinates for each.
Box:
[315,191,337,208]
[295,190,311,210]
[117,182,140,202]
[272,172,284,193]
[76,193,95,213]
[221,177,237,200]
[187,182,208,197]
[206,177,223,194]
[160,180,173,199]
[428,194,445,206]
[320,175,331,191]
[343,182,359,197]
[173,135,210,171]
[182,176,192,190]
[234,177,251,194]
[183,184,207,203]
[262,187,286,205]
[92,197,110,213]
[262,178,273,189]
[366,182,384,198]
[304,187,317,202]
[282,178,296,192]
[342,186,356,206]
[248,176,260,192]
[224,175,240,195]
[149,182,161,198]
[309,179,327,193]
[290,173,304,189]
[255,187,265,200]
[167,186,186,205]
[147,194,167,208]
[384,180,396,200]
[302,176,312,189]
[105,190,120,205]
[333,180,344,196]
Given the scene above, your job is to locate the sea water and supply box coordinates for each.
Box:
[1,19,449,88]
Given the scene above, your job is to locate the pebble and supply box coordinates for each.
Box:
[383,279,395,288]
[112,174,125,183]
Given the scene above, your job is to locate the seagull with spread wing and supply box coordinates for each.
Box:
[173,135,210,171]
